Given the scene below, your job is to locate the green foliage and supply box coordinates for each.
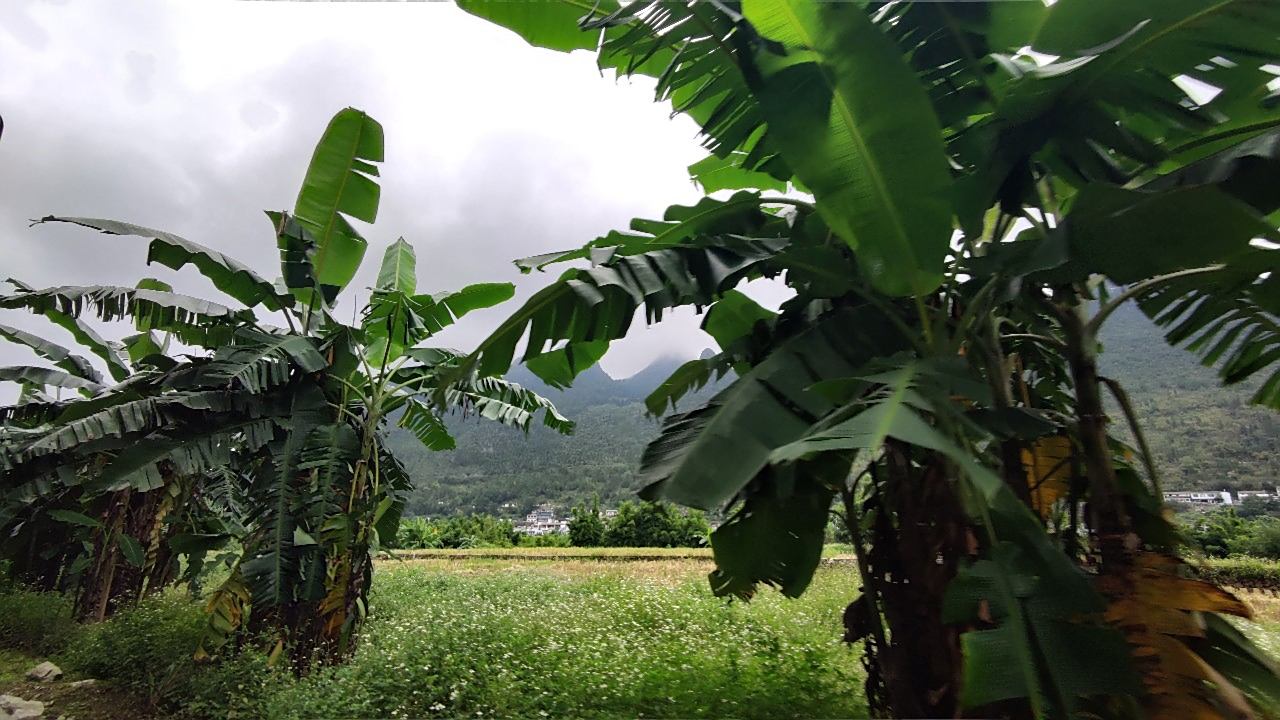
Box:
[393,514,516,549]
[568,498,606,547]
[1198,556,1280,592]
[257,562,865,720]
[1,106,565,667]
[66,592,207,706]
[1182,509,1280,560]
[459,0,1280,714]
[0,584,76,655]
[601,501,709,549]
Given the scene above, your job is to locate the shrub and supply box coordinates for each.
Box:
[66,592,206,706]
[568,498,606,547]
[602,501,709,548]
[395,517,443,549]
[0,586,77,655]
[394,514,518,549]
[1197,556,1280,592]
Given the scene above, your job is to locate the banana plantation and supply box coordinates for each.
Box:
[3,0,1280,718]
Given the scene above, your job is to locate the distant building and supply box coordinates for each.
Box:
[1237,489,1277,501]
[515,503,566,535]
[1163,491,1234,506]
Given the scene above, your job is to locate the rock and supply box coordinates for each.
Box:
[0,694,44,719]
[25,662,62,682]
[66,680,95,689]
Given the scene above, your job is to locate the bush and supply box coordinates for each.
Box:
[62,591,287,717]
[568,498,606,547]
[1180,509,1280,560]
[1197,556,1280,591]
[66,592,207,706]
[394,514,517,549]
[0,586,77,655]
[602,501,709,548]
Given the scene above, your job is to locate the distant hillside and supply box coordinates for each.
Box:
[1099,303,1280,492]
[391,357,720,517]
[395,304,1279,517]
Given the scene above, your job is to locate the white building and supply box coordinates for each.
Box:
[515,504,566,535]
[1237,489,1277,501]
[1163,490,1234,506]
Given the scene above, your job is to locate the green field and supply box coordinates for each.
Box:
[0,550,867,719]
[7,549,1280,719]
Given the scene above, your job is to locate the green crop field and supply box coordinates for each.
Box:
[6,548,1280,719]
[0,550,867,719]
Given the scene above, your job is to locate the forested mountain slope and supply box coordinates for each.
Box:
[395,304,1279,516]
[1099,303,1280,492]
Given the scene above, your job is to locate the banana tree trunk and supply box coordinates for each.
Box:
[857,443,967,718]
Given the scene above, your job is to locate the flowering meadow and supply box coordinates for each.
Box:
[258,558,868,718]
[8,551,1280,718]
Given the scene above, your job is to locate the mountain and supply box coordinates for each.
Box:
[394,305,1280,517]
[1099,303,1280,492]
[392,355,721,517]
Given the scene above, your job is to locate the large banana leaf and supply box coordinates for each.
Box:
[1065,185,1275,284]
[5,279,131,382]
[3,390,248,469]
[375,238,417,294]
[742,0,953,296]
[513,192,775,272]
[456,0,612,52]
[398,398,455,451]
[466,237,787,383]
[1033,0,1280,122]
[240,382,331,608]
[0,366,104,395]
[96,419,278,492]
[442,375,574,435]
[1145,129,1280,215]
[34,217,292,311]
[960,0,1280,224]
[0,285,253,348]
[0,324,101,383]
[638,306,907,510]
[190,328,328,395]
[293,108,384,297]
[1135,249,1280,409]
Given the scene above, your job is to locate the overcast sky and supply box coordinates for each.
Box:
[0,0,789,398]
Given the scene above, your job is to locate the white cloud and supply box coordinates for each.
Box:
[0,0,727,400]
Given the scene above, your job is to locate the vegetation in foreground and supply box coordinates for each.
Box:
[0,556,865,719]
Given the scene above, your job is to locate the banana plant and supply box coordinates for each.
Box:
[456,1,1280,717]
[1,107,568,668]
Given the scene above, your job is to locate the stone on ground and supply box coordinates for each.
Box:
[0,694,44,719]
[24,662,62,682]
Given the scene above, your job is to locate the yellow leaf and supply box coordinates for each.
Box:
[1022,436,1072,517]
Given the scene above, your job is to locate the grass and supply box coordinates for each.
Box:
[6,548,1279,719]
[262,558,866,719]
[0,552,867,719]
[390,544,857,560]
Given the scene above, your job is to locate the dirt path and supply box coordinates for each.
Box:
[0,650,155,720]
